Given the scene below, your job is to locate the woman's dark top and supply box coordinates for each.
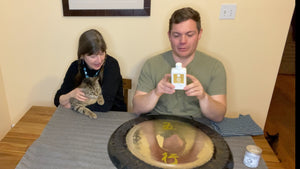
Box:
[54,55,127,112]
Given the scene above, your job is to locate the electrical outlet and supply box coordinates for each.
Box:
[219,4,237,19]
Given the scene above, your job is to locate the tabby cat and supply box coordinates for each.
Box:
[70,77,104,119]
[265,132,279,155]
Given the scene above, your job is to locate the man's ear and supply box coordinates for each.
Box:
[198,28,203,40]
[167,31,171,40]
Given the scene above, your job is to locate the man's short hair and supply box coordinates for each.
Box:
[169,7,201,32]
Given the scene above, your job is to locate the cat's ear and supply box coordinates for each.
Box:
[84,78,93,86]
[94,76,100,82]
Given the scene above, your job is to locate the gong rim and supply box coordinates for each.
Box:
[108,115,234,169]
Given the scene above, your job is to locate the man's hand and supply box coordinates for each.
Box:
[154,74,175,96]
[184,74,206,100]
[184,74,226,122]
[132,74,175,114]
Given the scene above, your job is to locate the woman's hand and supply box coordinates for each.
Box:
[71,88,88,102]
[59,88,88,109]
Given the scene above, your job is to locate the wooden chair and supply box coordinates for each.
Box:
[122,78,132,110]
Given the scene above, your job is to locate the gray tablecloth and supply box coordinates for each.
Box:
[16,106,267,169]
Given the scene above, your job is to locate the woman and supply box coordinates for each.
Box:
[54,29,126,112]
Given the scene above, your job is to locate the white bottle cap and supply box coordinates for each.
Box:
[176,62,182,68]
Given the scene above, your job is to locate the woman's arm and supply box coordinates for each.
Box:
[87,56,125,112]
[54,61,79,107]
[58,88,87,108]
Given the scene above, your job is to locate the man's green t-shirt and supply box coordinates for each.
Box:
[136,50,226,118]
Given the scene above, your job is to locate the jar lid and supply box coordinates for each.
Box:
[246,145,262,155]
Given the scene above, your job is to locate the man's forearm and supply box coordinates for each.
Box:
[132,90,160,114]
[199,94,226,122]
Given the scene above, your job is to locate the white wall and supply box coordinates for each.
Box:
[0,0,295,133]
[0,66,11,139]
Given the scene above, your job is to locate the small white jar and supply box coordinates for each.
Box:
[243,145,262,168]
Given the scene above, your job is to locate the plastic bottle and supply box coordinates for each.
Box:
[171,62,186,90]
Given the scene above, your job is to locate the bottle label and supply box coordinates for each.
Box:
[173,74,184,83]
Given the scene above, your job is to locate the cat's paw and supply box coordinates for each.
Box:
[97,98,105,105]
[89,112,97,119]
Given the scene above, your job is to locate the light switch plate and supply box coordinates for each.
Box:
[220,4,237,19]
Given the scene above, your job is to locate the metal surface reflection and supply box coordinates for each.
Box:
[126,119,214,169]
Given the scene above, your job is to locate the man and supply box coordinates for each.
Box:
[132,7,226,122]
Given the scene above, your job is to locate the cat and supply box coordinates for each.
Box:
[70,76,104,119]
[265,132,279,155]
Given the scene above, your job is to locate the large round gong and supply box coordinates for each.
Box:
[108,115,233,169]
